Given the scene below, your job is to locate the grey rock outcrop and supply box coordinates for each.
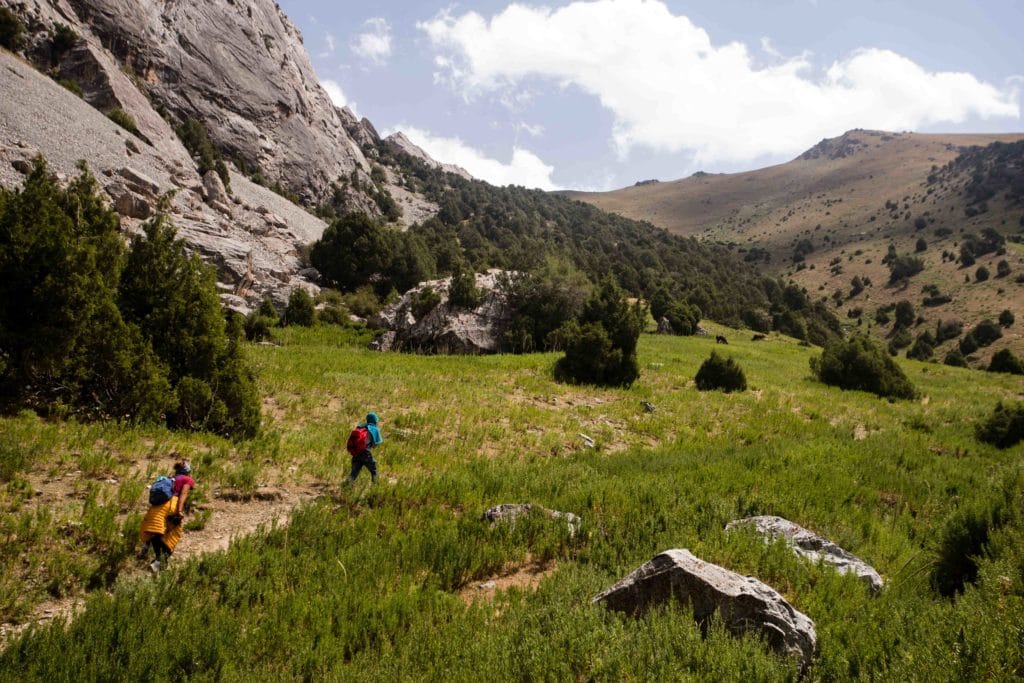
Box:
[483,504,580,536]
[657,316,674,334]
[385,132,474,180]
[725,516,883,594]
[369,269,513,354]
[594,549,816,670]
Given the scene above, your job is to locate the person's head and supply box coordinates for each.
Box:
[365,412,379,425]
[174,460,192,475]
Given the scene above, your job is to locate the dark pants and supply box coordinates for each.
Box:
[147,536,171,561]
[349,450,377,481]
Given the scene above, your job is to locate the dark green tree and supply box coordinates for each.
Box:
[447,259,481,309]
[310,212,390,293]
[553,279,643,387]
[999,309,1015,328]
[0,159,173,421]
[284,288,316,327]
[988,349,1024,375]
[119,213,259,438]
[0,7,26,51]
[500,257,591,352]
[695,351,747,392]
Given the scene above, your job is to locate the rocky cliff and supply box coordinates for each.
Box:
[0,0,447,311]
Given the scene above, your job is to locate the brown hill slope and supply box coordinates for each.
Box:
[567,130,1024,364]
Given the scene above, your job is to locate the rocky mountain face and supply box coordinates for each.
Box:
[0,0,448,312]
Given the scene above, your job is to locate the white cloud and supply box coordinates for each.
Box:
[386,125,558,190]
[420,0,1020,166]
[325,32,335,53]
[321,79,358,116]
[352,18,392,65]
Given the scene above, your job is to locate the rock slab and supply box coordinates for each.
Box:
[593,548,816,670]
[725,516,883,594]
[483,503,580,536]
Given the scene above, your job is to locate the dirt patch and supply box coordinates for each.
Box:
[457,560,558,605]
[853,424,869,441]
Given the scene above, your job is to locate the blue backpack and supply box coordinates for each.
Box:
[149,476,173,505]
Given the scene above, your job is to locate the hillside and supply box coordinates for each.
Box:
[567,130,1024,362]
[2,325,1024,678]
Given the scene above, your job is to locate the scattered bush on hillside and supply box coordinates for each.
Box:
[0,7,26,51]
[811,335,918,399]
[959,333,979,355]
[915,238,927,252]
[244,296,278,341]
[906,332,935,361]
[849,275,865,298]
[888,255,924,284]
[552,279,643,387]
[175,119,231,193]
[975,266,990,282]
[283,288,316,327]
[57,78,83,98]
[49,23,78,65]
[694,351,747,392]
[943,349,968,367]
[893,300,915,329]
[996,260,1011,278]
[874,304,894,326]
[662,300,702,336]
[119,213,260,439]
[988,349,1024,375]
[0,158,174,422]
[931,494,1010,597]
[888,327,912,355]
[976,402,1024,449]
[999,309,1015,328]
[741,308,772,333]
[935,319,963,344]
[971,319,1003,347]
[107,108,141,137]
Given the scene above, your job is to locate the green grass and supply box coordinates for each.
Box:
[2,325,1023,680]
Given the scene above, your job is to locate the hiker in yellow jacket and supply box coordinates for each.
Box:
[139,460,195,572]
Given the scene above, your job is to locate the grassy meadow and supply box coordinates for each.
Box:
[1,324,1023,680]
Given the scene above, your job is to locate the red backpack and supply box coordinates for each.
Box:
[346,426,370,456]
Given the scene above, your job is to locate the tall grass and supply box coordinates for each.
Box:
[2,325,1023,679]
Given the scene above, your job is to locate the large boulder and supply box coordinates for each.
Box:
[725,515,883,594]
[593,549,816,670]
[369,269,513,354]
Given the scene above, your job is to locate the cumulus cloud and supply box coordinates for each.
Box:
[352,17,392,65]
[420,0,1020,165]
[387,125,558,190]
[321,79,357,116]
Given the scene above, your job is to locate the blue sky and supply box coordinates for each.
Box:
[279,0,1023,191]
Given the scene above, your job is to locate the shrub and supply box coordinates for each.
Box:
[812,335,918,399]
[694,351,747,392]
[244,313,276,342]
[341,285,381,318]
[447,260,480,309]
[988,349,1024,375]
[57,78,84,98]
[894,300,915,329]
[500,258,591,353]
[999,309,1015,328]
[906,333,935,361]
[971,319,1003,347]
[0,7,25,51]
[931,497,1009,597]
[996,260,1011,278]
[662,301,701,336]
[976,402,1024,449]
[888,255,924,284]
[888,327,912,352]
[284,288,316,327]
[935,319,963,343]
[175,119,231,193]
[959,333,979,355]
[943,349,968,367]
[106,108,140,137]
[411,285,442,320]
[975,266,990,282]
[50,23,78,64]
[915,237,927,252]
[553,279,643,387]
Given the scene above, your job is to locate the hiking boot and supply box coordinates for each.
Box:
[149,560,162,574]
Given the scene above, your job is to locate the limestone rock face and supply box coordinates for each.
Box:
[51,0,373,208]
[369,270,513,354]
[725,516,883,594]
[593,549,816,670]
[385,132,473,180]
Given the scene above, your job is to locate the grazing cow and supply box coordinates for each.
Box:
[715,335,728,345]
[751,333,767,342]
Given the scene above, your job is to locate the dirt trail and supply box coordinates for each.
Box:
[0,482,328,645]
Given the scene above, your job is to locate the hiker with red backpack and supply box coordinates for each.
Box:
[347,412,383,483]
